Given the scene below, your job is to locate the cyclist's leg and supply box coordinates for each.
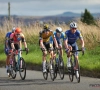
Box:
[51,41,56,60]
[72,43,79,70]
[5,48,10,73]
[42,43,48,72]
[58,39,63,57]
[66,44,72,68]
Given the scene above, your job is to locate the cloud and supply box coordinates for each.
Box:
[0,0,100,16]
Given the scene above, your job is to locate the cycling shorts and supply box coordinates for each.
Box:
[68,42,78,56]
[42,42,53,51]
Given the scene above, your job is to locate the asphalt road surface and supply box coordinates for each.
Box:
[0,68,100,90]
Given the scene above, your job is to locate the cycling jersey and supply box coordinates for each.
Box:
[10,33,26,50]
[50,31,65,44]
[10,33,25,44]
[39,29,54,42]
[64,30,83,44]
[5,32,12,55]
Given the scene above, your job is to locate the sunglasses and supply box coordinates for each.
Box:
[16,34,20,36]
[72,28,77,30]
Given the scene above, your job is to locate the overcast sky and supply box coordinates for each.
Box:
[0,0,100,16]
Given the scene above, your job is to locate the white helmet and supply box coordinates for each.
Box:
[12,27,16,32]
[56,27,62,33]
[70,22,77,28]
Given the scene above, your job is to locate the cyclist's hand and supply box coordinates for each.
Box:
[65,48,70,53]
[82,47,85,55]
[25,48,29,55]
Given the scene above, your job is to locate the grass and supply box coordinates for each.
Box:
[1,43,100,72]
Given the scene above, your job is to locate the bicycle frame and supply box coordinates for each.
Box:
[68,49,84,83]
[10,49,27,80]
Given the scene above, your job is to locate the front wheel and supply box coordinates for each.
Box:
[43,61,48,80]
[75,65,80,83]
[49,59,55,81]
[68,58,74,82]
[10,56,17,79]
[58,57,64,80]
[19,57,26,80]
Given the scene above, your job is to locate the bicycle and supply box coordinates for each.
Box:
[42,49,55,81]
[9,49,27,80]
[54,48,64,80]
[68,49,84,83]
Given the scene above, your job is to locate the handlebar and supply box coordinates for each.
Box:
[70,49,84,55]
[13,49,28,55]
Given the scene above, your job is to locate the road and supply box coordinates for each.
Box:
[0,68,100,90]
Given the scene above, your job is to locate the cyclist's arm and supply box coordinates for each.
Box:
[5,37,9,49]
[10,34,15,50]
[79,31,84,48]
[53,38,58,48]
[64,39,69,49]
[80,38,84,48]
[39,38,45,49]
[21,35,27,49]
[64,34,69,49]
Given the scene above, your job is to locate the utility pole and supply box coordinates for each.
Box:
[8,2,10,21]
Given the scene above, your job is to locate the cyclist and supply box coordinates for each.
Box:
[4,27,16,75]
[39,24,58,72]
[50,27,65,58]
[64,22,85,70]
[10,27,29,62]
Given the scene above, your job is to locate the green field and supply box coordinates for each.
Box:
[0,42,100,77]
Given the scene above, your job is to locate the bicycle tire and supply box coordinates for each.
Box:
[54,63,58,79]
[68,58,74,82]
[10,56,17,79]
[19,57,26,80]
[75,65,80,83]
[58,56,64,80]
[43,61,48,80]
[49,59,55,81]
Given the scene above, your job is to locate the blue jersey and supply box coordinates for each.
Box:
[5,32,12,48]
[50,31,65,43]
[64,30,83,44]
[5,32,12,39]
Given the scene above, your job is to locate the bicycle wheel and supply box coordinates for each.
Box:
[43,61,48,80]
[10,56,17,79]
[19,57,26,80]
[49,59,55,81]
[68,58,74,82]
[58,56,64,80]
[54,63,58,79]
[75,65,80,83]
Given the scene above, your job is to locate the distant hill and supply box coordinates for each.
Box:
[0,11,100,25]
[58,11,100,18]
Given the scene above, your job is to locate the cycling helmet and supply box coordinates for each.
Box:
[15,27,22,34]
[70,22,77,28]
[12,27,16,33]
[43,24,49,29]
[56,27,62,33]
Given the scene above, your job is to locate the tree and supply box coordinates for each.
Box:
[81,9,96,25]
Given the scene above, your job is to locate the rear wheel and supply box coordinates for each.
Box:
[19,57,26,80]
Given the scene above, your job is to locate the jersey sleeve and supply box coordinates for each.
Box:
[77,30,83,39]
[64,31,68,40]
[21,33,26,42]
